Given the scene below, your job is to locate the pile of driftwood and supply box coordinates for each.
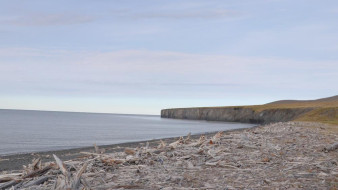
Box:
[0,122,337,189]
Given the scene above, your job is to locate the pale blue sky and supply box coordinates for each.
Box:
[0,0,337,114]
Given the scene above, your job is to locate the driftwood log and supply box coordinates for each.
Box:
[22,176,52,188]
[322,142,338,152]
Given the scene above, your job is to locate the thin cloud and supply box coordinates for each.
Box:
[132,9,242,20]
[0,13,96,26]
[0,9,241,27]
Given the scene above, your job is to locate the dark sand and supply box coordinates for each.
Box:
[0,127,255,172]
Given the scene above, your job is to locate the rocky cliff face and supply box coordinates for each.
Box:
[161,107,314,124]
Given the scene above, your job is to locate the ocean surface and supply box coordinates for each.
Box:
[0,109,255,155]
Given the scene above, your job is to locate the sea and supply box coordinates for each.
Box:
[0,109,255,155]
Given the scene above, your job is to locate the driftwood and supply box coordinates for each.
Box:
[0,179,22,190]
[322,142,338,152]
[52,154,89,190]
[93,143,105,154]
[0,162,53,189]
[169,136,184,149]
[124,148,135,155]
[22,165,52,179]
[71,162,88,189]
[157,140,166,149]
[22,175,52,188]
[0,173,21,183]
[0,178,12,184]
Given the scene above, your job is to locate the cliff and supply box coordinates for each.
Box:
[161,95,338,125]
[161,107,314,124]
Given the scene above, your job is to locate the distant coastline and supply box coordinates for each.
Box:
[0,108,159,117]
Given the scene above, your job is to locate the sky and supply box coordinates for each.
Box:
[0,0,337,115]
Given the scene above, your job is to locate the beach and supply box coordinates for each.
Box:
[1,0,337,188]
[0,130,232,172]
[1,121,337,189]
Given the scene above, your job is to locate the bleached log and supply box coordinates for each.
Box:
[184,133,191,144]
[22,175,52,188]
[53,155,68,177]
[189,135,206,147]
[93,143,100,154]
[80,178,91,189]
[157,140,166,149]
[0,180,21,190]
[0,177,13,184]
[53,154,71,188]
[0,173,22,183]
[124,148,136,155]
[0,173,22,179]
[22,165,52,179]
[169,137,184,149]
[71,162,88,189]
[322,142,338,152]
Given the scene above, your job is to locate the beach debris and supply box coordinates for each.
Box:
[0,121,337,189]
[184,132,191,144]
[0,158,53,190]
[52,154,89,189]
[22,164,53,179]
[94,143,105,154]
[157,140,167,149]
[21,175,52,188]
[0,174,21,183]
[169,136,184,149]
[0,179,22,190]
[188,135,206,147]
[322,142,338,152]
[209,131,223,144]
[124,148,136,155]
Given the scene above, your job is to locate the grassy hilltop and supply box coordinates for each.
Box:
[247,95,338,125]
[219,95,338,126]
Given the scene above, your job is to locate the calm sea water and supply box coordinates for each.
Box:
[0,109,255,155]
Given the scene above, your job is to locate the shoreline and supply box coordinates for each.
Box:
[1,121,336,189]
[0,126,257,171]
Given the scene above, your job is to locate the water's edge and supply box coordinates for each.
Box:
[0,109,254,156]
[0,126,257,171]
[0,126,249,157]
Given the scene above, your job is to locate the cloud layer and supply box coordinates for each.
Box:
[0,48,336,99]
[0,8,241,27]
[128,9,241,20]
[0,13,96,26]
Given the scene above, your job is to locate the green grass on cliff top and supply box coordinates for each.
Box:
[243,96,337,126]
